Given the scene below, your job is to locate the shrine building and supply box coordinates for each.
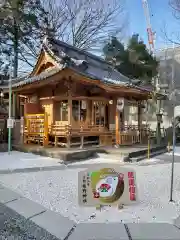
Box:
[0,37,152,148]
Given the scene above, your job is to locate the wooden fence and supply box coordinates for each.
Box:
[0,119,7,143]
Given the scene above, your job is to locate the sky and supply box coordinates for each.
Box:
[126,0,180,49]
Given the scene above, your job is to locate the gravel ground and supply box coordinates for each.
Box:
[0,203,60,240]
[1,162,180,224]
[0,151,62,171]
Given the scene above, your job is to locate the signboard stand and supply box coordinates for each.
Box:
[118,203,124,210]
[96,203,124,211]
[96,205,102,211]
[78,165,138,209]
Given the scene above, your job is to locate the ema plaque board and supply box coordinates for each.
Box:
[78,165,138,207]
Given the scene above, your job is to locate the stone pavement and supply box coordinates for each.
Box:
[0,202,59,239]
[0,184,180,239]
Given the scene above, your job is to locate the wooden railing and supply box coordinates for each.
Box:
[50,124,150,146]
[24,114,152,147]
[115,124,150,145]
[51,124,107,136]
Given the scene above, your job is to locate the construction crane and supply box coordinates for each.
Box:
[141,0,155,54]
[142,0,163,148]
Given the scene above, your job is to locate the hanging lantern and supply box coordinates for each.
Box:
[117,98,124,112]
[141,100,148,113]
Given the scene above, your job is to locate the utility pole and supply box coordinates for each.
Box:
[8,58,13,154]
[170,43,176,202]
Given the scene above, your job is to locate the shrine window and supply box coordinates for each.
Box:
[60,100,68,121]
[72,100,87,122]
[93,101,105,126]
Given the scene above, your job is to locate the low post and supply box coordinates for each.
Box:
[167,140,171,153]
[156,101,162,145]
[147,135,150,159]
[170,104,176,202]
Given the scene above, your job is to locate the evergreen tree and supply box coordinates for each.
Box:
[0,0,47,78]
[103,34,158,84]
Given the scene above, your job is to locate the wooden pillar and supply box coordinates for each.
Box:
[115,99,120,145]
[138,101,142,131]
[67,90,72,148]
[12,92,16,118]
[87,100,91,125]
[43,113,48,146]
[20,116,24,145]
[138,101,142,143]
[92,100,94,125]
[68,90,72,125]
[16,95,20,118]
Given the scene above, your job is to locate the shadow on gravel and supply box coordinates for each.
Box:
[0,203,60,240]
[155,154,180,163]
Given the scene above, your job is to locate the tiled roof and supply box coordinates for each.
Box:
[0,37,151,93]
[1,67,61,89]
[42,37,132,83]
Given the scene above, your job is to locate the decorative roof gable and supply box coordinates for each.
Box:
[42,37,131,84]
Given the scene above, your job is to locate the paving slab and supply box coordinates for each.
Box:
[68,223,129,240]
[6,197,47,219]
[30,209,75,240]
[0,187,21,203]
[0,202,59,240]
[127,223,180,240]
[174,215,180,229]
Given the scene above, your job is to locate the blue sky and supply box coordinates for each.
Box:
[126,0,180,49]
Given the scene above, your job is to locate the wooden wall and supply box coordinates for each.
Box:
[22,80,118,128]
[40,99,54,126]
[24,103,43,115]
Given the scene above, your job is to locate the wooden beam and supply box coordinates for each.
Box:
[12,68,150,100]
[39,96,110,101]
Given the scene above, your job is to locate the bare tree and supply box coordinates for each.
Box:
[170,0,180,18]
[162,0,180,45]
[41,0,126,51]
[0,0,126,76]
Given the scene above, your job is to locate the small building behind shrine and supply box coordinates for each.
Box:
[0,37,152,148]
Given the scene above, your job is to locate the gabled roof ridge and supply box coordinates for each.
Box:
[42,36,89,68]
[49,37,112,66]
[42,36,132,83]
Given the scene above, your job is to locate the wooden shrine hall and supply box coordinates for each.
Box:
[0,37,152,148]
